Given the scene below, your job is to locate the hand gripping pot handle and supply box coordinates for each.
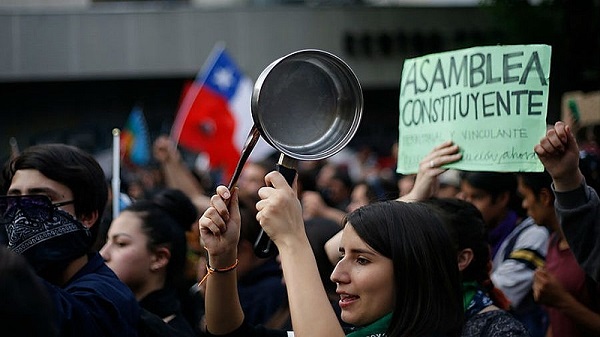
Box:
[250,49,364,258]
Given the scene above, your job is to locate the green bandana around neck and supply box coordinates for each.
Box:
[462,281,479,310]
[346,312,391,337]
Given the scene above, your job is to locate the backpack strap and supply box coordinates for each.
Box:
[502,219,545,271]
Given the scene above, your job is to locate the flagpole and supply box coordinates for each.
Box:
[112,128,121,219]
[170,40,227,144]
[196,40,226,82]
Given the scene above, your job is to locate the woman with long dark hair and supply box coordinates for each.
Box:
[199,171,464,337]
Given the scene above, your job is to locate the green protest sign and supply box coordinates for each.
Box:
[397,44,551,174]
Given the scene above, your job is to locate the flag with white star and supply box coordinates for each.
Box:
[171,43,273,184]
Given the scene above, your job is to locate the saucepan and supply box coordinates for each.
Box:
[227,49,363,258]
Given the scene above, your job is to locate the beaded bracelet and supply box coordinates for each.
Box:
[198,259,239,286]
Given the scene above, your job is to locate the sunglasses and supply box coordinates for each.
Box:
[0,195,75,224]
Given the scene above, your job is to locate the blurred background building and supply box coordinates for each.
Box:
[0,0,598,163]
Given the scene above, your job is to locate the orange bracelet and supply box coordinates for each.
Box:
[198,259,239,286]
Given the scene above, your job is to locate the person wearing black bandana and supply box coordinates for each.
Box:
[198,172,464,337]
[0,143,140,337]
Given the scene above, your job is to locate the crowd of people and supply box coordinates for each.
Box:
[0,117,599,337]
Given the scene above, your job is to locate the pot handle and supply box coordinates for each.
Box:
[253,155,297,258]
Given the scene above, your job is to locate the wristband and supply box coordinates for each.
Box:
[197,259,239,286]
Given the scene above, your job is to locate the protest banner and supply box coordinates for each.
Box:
[561,90,600,128]
[397,44,551,174]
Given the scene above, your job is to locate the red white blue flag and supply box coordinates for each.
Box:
[171,43,273,183]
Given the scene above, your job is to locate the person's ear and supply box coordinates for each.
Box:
[79,211,99,229]
[539,188,554,207]
[151,247,171,271]
[457,248,474,272]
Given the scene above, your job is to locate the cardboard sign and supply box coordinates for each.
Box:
[561,90,600,128]
[397,44,551,174]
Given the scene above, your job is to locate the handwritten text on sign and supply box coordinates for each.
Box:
[397,44,551,174]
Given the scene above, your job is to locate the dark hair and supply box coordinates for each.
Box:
[517,170,554,202]
[423,197,510,310]
[237,198,261,245]
[332,166,353,190]
[460,171,525,217]
[354,180,382,203]
[345,200,463,337]
[123,188,198,288]
[2,143,108,242]
[0,246,58,337]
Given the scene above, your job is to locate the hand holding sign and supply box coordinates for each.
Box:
[397,44,552,174]
[399,140,462,202]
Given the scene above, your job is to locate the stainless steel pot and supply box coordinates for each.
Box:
[251,49,363,162]
[227,49,363,257]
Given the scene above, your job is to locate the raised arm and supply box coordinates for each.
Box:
[535,121,600,282]
[256,172,345,337]
[301,190,346,224]
[398,140,462,202]
[154,135,211,212]
[198,186,244,334]
[533,121,584,192]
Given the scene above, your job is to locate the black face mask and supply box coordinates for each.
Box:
[1,195,92,274]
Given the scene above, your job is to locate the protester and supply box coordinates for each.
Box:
[458,171,531,257]
[436,169,462,198]
[154,136,285,330]
[517,170,600,336]
[190,158,287,333]
[534,121,600,283]
[199,172,464,337]
[153,135,222,319]
[0,245,58,337]
[345,180,385,213]
[458,170,549,337]
[324,140,461,266]
[101,188,200,337]
[313,162,354,212]
[0,143,139,337]
[424,198,530,337]
[301,188,346,225]
[323,178,399,266]
[390,141,529,336]
[397,139,548,336]
[302,178,390,227]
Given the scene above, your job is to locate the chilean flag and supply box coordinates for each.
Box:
[171,43,272,183]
